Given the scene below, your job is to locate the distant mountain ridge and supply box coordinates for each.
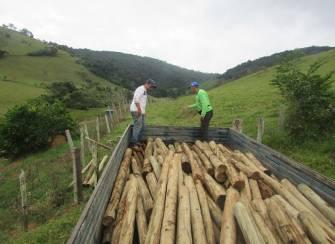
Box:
[218,46,334,82]
[58,46,217,97]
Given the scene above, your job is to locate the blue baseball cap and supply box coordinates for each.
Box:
[190,81,199,87]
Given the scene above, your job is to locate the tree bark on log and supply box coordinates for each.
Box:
[145,172,157,201]
[240,172,252,202]
[136,187,148,244]
[220,187,240,244]
[230,158,260,179]
[182,143,203,180]
[206,193,222,227]
[297,183,335,226]
[160,154,180,244]
[103,148,132,225]
[118,176,138,244]
[298,211,335,244]
[249,179,262,200]
[234,201,266,244]
[135,174,154,219]
[192,144,214,176]
[201,172,226,208]
[177,184,192,244]
[142,158,152,177]
[145,150,174,244]
[149,156,161,179]
[195,180,216,244]
[184,175,207,244]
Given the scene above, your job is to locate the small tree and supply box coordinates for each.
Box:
[0,97,75,157]
[272,59,335,139]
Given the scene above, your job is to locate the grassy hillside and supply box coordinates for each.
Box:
[0,27,116,118]
[147,49,335,179]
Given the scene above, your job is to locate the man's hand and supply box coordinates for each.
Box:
[137,108,142,117]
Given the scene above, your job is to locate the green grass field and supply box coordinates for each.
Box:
[0,27,118,118]
[0,119,130,243]
[147,49,335,179]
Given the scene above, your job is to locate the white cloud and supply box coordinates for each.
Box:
[0,0,334,72]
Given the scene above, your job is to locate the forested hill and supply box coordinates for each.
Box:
[218,46,333,83]
[60,47,217,97]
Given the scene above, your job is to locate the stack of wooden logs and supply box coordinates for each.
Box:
[102,138,335,244]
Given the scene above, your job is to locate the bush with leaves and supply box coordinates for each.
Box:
[272,59,335,139]
[0,97,75,157]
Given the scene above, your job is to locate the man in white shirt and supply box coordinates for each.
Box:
[130,79,157,145]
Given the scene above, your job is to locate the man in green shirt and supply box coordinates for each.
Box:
[188,81,213,141]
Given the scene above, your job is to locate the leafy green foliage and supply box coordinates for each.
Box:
[0,97,75,156]
[0,49,8,58]
[27,46,58,57]
[272,59,335,138]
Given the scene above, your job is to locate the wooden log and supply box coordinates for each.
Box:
[81,159,93,174]
[251,198,281,242]
[96,117,101,142]
[184,175,207,244]
[181,153,191,173]
[136,186,148,244]
[145,138,153,159]
[103,148,132,225]
[251,208,279,244]
[298,211,335,244]
[202,172,226,208]
[239,172,252,202]
[282,179,332,227]
[226,162,245,191]
[157,155,164,166]
[258,180,274,199]
[192,144,214,176]
[259,172,335,238]
[233,151,261,173]
[220,187,240,244]
[168,144,175,152]
[209,154,227,182]
[133,151,143,168]
[265,197,311,244]
[98,155,109,175]
[245,152,269,174]
[131,157,142,175]
[272,195,299,219]
[136,150,145,164]
[155,138,168,156]
[111,179,132,242]
[135,174,154,219]
[234,202,266,244]
[213,222,220,244]
[195,180,215,244]
[142,158,152,177]
[192,150,206,172]
[230,158,260,179]
[174,142,183,153]
[249,179,262,200]
[145,172,157,200]
[177,185,192,244]
[149,156,161,179]
[206,193,222,227]
[119,175,138,244]
[85,136,113,150]
[218,143,232,156]
[298,183,335,225]
[160,154,180,244]
[145,150,174,244]
[182,143,203,180]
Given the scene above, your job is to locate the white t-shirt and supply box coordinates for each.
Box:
[130,85,148,114]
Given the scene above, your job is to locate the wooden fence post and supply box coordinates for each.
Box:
[112,103,119,123]
[118,102,122,120]
[256,117,265,143]
[231,119,243,133]
[83,122,93,154]
[96,117,101,142]
[108,106,113,128]
[105,114,111,134]
[65,129,74,150]
[80,126,85,166]
[72,147,83,204]
[19,170,28,231]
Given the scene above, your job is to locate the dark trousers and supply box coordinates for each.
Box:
[200,110,213,141]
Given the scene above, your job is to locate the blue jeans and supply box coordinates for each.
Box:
[130,112,145,143]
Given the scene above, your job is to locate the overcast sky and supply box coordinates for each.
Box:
[1,0,334,73]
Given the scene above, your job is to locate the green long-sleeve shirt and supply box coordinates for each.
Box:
[188,89,213,118]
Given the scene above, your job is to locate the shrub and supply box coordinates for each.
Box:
[272,59,335,139]
[27,46,58,57]
[0,97,75,157]
[0,50,9,59]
